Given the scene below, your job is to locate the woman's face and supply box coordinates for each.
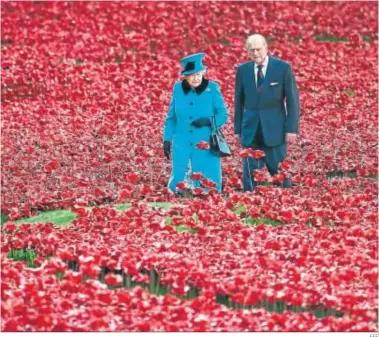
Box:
[185,71,204,88]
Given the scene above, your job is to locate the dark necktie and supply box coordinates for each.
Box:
[257,65,264,92]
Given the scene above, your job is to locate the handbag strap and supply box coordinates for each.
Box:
[211,115,218,135]
[211,116,227,139]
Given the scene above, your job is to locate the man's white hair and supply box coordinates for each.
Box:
[245,34,268,49]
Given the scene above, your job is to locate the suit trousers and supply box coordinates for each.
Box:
[242,121,291,191]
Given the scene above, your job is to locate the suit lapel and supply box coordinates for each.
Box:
[261,57,277,97]
[244,61,257,99]
[250,61,256,89]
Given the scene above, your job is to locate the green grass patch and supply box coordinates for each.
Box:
[1,39,13,46]
[164,217,173,225]
[289,37,302,43]
[147,283,170,296]
[75,59,84,65]
[175,287,200,300]
[8,248,37,267]
[7,248,345,318]
[218,37,231,46]
[150,42,157,52]
[326,171,357,179]
[326,171,378,180]
[114,203,132,212]
[215,293,344,318]
[6,202,176,228]
[244,217,282,226]
[1,212,9,225]
[114,55,122,63]
[56,272,64,281]
[16,209,76,227]
[313,308,344,318]
[233,204,283,226]
[345,88,355,97]
[149,202,174,210]
[233,204,248,216]
[175,225,197,234]
[165,216,197,234]
[116,201,173,214]
[363,35,372,42]
[314,34,347,42]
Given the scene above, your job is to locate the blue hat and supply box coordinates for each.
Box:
[180,52,207,76]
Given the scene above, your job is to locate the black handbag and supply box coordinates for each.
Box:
[209,116,231,157]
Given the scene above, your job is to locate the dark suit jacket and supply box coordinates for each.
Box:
[234,56,300,147]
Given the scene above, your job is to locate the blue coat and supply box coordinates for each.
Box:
[163,79,228,192]
[234,57,300,147]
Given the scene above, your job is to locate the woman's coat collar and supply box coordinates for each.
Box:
[181,78,209,95]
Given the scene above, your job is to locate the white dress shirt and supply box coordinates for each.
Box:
[254,56,269,87]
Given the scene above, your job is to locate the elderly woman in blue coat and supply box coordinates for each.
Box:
[163,53,228,193]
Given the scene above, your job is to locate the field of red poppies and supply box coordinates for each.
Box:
[1,1,378,332]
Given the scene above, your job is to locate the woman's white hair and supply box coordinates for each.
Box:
[185,70,206,78]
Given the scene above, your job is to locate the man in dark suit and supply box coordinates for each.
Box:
[234,34,300,191]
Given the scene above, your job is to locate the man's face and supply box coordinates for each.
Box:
[186,71,204,88]
[247,40,268,65]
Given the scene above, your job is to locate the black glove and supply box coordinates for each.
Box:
[191,117,211,128]
[163,141,171,159]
